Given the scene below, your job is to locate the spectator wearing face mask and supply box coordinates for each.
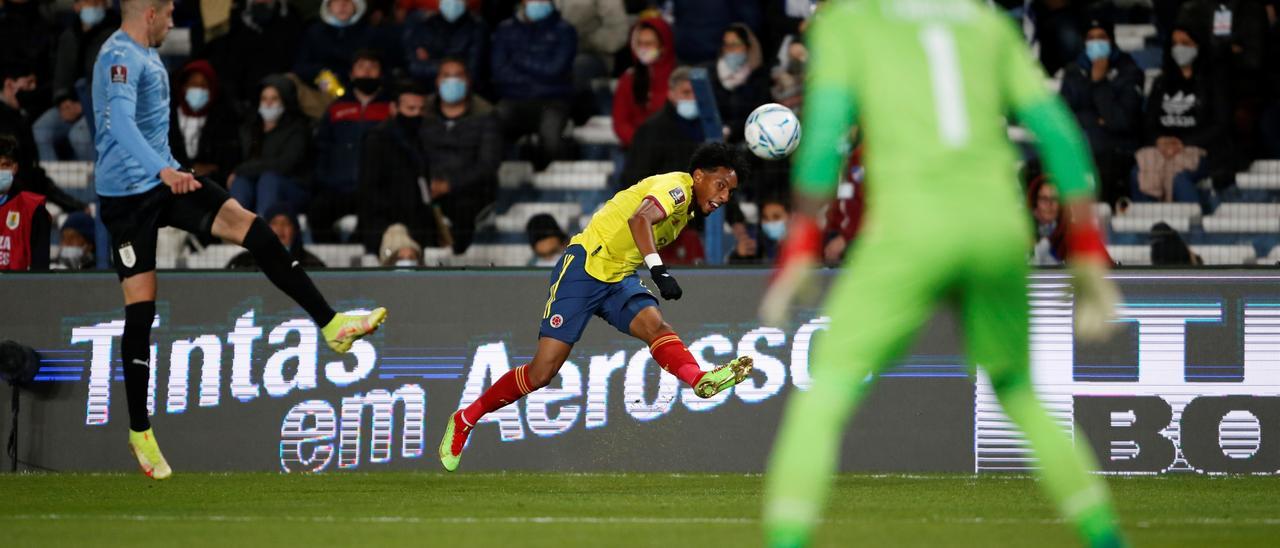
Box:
[491,0,578,170]
[358,81,439,253]
[401,0,488,88]
[309,50,394,242]
[294,0,385,85]
[168,61,241,186]
[0,135,49,271]
[728,194,788,264]
[55,211,95,269]
[1059,15,1144,209]
[621,66,703,190]
[1133,25,1231,202]
[612,16,675,148]
[379,223,423,266]
[204,0,305,109]
[670,0,761,65]
[0,63,40,171]
[525,212,567,267]
[396,0,480,20]
[422,58,502,254]
[230,75,312,216]
[36,0,116,162]
[226,203,326,269]
[0,67,87,213]
[707,23,768,143]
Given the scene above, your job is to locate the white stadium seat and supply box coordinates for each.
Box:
[495,202,582,233]
[1190,245,1257,265]
[1107,245,1151,266]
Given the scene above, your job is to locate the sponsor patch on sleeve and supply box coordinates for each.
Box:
[668,187,687,206]
[110,65,128,84]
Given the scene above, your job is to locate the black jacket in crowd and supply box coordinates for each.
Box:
[202,2,306,109]
[420,94,502,197]
[358,116,436,253]
[1059,48,1146,154]
[235,75,312,183]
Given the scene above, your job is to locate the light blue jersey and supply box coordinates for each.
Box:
[92,30,179,197]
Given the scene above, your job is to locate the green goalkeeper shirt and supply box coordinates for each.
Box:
[794,0,1096,227]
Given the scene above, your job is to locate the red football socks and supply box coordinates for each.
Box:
[462,364,533,425]
[650,333,705,387]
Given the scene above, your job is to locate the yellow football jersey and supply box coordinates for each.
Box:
[570,172,696,282]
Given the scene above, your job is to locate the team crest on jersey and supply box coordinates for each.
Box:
[118,242,136,268]
[549,314,564,329]
[668,187,687,206]
[110,65,127,84]
[5,211,19,230]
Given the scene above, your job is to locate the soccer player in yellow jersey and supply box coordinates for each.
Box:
[439,143,755,471]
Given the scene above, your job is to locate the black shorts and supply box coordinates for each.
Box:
[98,179,231,280]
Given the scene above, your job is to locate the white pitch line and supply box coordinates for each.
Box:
[3,515,1278,527]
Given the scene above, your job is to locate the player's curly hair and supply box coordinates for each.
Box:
[689,142,750,183]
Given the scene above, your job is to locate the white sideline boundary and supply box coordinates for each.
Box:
[3,514,1279,527]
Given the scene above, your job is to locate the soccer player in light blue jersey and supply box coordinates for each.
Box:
[92,0,386,480]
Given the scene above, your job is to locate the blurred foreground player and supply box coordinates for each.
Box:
[93,0,386,480]
[439,143,755,471]
[760,1,1126,546]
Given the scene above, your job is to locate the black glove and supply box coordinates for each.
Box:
[649,265,683,300]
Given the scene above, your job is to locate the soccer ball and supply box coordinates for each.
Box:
[744,103,801,160]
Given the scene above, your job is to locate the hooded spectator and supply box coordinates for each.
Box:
[379,223,423,266]
[231,74,313,216]
[226,203,326,269]
[422,58,502,254]
[55,211,95,269]
[525,212,567,267]
[1134,24,1231,202]
[205,0,306,109]
[0,62,39,170]
[358,81,439,253]
[1059,14,1144,207]
[294,0,392,85]
[708,23,768,143]
[670,0,761,64]
[401,0,488,87]
[169,60,241,185]
[490,0,578,169]
[309,50,394,242]
[612,16,675,148]
[1150,221,1202,266]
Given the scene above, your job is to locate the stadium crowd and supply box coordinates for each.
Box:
[1,0,1279,271]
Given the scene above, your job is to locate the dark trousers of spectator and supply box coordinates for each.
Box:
[307,189,359,243]
[230,172,310,216]
[1262,103,1280,160]
[571,53,610,125]
[498,98,569,171]
[1094,145,1136,209]
[437,188,494,255]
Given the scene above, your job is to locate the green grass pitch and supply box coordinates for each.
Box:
[1,473,1276,546]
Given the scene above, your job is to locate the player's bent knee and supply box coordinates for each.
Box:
[526,366,559,390]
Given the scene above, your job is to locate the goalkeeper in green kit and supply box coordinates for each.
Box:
[760,0,1126,546]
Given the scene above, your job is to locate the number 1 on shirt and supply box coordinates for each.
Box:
[920,25,970,148]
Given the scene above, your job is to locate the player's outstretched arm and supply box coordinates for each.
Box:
[629,197,682,300]
[1016,96,1120,342]
[106,95,199,193]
